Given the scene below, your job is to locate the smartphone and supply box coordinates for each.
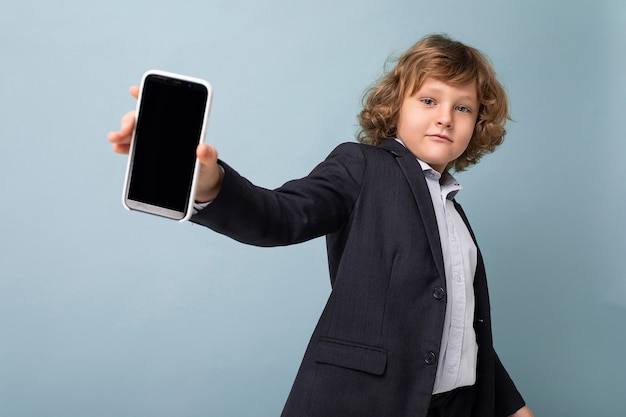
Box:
[122,70,213,222]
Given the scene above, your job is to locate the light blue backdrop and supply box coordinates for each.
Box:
[1,0,624,415]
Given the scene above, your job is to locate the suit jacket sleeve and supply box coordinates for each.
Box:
[190,143,366,246]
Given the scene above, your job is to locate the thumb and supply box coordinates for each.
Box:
[196,143,218,166]
[194,143,223,203]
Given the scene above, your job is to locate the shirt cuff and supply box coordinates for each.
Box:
[193,201,211,213]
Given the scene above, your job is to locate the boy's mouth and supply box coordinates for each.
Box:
[427,133,452,142]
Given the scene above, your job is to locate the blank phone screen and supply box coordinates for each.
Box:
[127,75,208,213]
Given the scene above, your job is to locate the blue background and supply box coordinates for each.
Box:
[1,0,624,415]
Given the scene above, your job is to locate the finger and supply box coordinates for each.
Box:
[119,110,136,136]
[129,85,139,99]
[107,130,123,143]
[112,143,131,155]
[107,111,135,145]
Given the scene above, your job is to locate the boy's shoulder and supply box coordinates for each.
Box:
[331,140,408,159]
[318,141,411,180]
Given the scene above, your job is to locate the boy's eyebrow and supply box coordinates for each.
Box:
[458,95,478,103]
[416,87,477,102]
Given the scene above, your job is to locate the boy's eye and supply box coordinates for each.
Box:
[455,105,471,113]
[421,98,435,105]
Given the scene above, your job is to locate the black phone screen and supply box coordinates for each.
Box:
[127,74,209,214]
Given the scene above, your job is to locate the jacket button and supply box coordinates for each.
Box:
[424,352,437,365]
[433,287,445,300]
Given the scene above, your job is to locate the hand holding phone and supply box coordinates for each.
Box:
[120,70,213,222]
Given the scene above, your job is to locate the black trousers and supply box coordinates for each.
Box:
[427,386,476,417]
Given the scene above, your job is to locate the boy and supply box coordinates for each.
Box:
[109,34,534,417]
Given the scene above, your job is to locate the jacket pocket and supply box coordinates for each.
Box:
[314,336,387,376]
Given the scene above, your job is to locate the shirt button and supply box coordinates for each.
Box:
[433,287,446,300]
[424,352,437,365]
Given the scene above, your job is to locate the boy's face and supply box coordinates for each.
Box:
[396,78,478,173]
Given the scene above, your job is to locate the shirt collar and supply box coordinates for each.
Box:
[394,138,463,199]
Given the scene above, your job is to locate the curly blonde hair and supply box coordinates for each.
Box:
[358,34,509,172]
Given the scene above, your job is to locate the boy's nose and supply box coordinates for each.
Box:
[436,111,453,128]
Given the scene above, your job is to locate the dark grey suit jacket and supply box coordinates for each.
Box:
[191,139,525,417]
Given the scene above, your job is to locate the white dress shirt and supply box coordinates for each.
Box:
[417,160,478,394]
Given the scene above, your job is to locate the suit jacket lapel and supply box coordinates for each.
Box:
[379,140,446,283]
